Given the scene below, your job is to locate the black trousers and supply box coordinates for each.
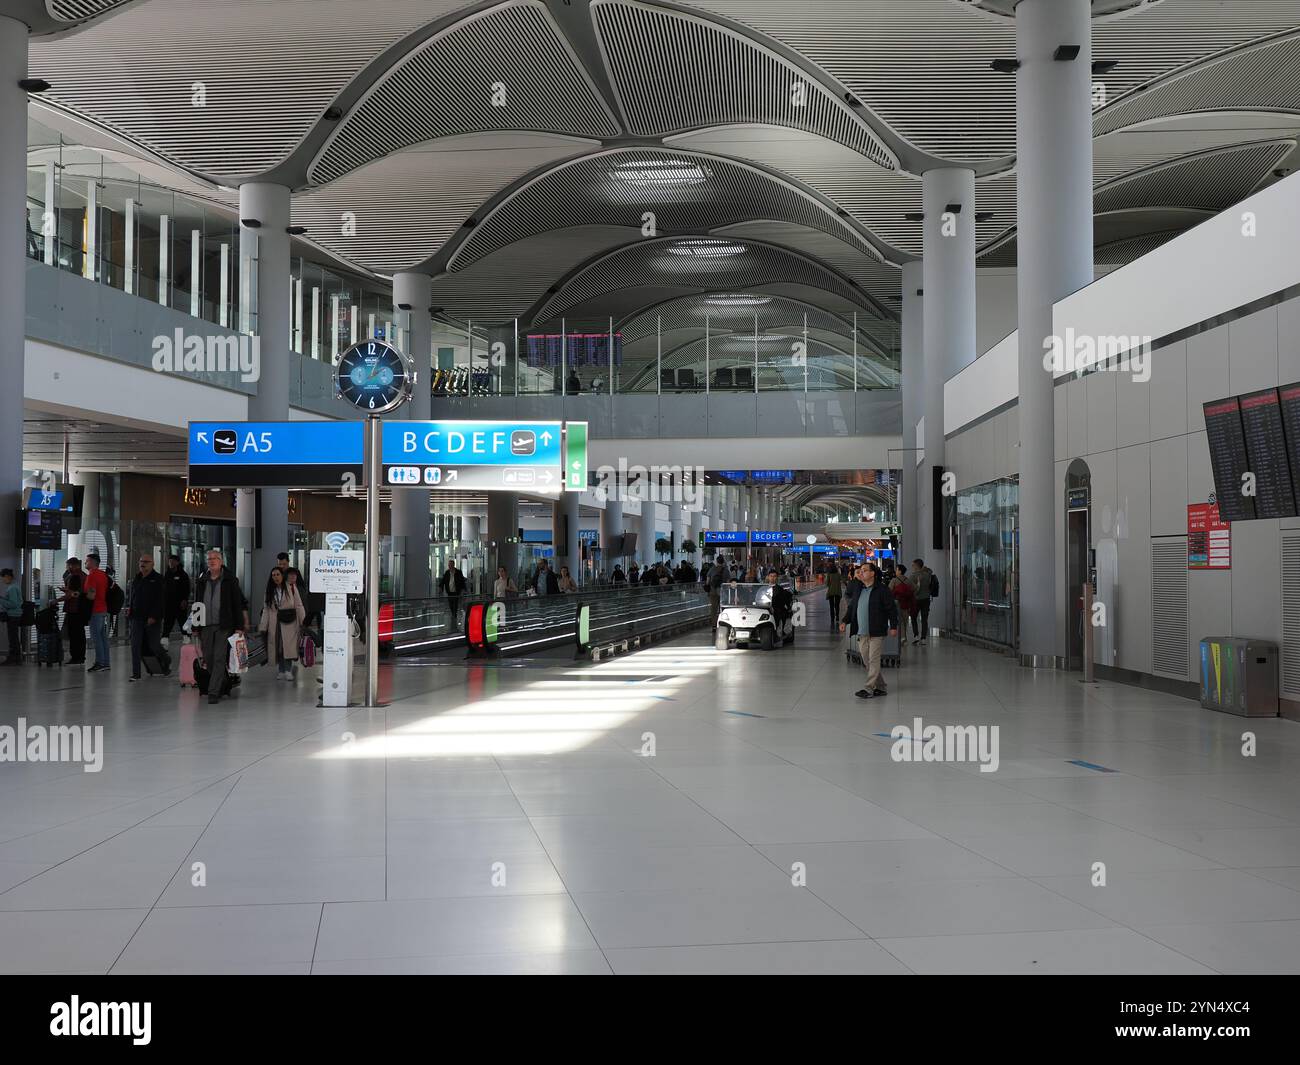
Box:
[162,602,185,637]
[914,599,931,638]
[130,617,166,677]
[6,619,21,658]
[827,595,841,628]
[63,613,86,663]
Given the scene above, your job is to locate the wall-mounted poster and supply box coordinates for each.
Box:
[1188,502,1231,570]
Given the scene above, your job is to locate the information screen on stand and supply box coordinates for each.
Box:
[1202,397,1255,522]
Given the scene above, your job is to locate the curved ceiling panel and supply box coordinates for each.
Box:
[593,0,895,168]
[679,0,1300,163]
[310,1,619,185]
[1092,139,1293,213]
[671,125,1013,256]
[1095,229,1184,267]
[713,221,901,311]
[28,0,473,181]
[427,225,636,323]
[45,0,131,23]
[532,238,869,322]
[1094,30,1300,137]
[448,147,879,271]
[293,134,594,273]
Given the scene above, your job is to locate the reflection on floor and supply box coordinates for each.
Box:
[1,601,1299,975]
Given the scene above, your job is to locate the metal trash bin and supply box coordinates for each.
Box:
[1199,637,1279,717]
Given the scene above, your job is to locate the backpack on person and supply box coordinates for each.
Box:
[106,580,125,615]
[929,572,940,598]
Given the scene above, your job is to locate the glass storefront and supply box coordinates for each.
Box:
[953,478,1018,651]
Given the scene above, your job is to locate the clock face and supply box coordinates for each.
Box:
[335,340,413,414]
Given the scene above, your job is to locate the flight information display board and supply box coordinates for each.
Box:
[1238,388,1297,519]
[1279,381,1300,504]
[1202,397,1255,522]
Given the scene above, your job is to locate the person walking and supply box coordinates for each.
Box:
[439,559,466,624]
[1,568,23,665]
[258,566,305,681]
[610,564,626,585]
[161,554,191,638]
[83,552,111,672]
[60,557,88,665]
[909,558,936,644]
[841,563,898,699]
[706,555,729,627]
[126,554,168,680]
[492,566,517,599]
[890,567,917,644]
[557,565,578,593]
[192,549,249,705]
[825,565,843,632]
[530,558,559,596]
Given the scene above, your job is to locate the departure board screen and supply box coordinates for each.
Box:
[1238,388,1297,519]
[1280,382,1300,507]
[1203,396,1255,522]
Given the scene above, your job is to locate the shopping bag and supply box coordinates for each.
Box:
[227,632,250,675]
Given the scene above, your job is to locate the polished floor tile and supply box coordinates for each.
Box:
[4,612,1300,974]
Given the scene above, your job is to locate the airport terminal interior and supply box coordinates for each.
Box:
[2,0,1300,978]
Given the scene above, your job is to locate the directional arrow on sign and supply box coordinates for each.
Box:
[540,431,553,446]
[446,470,458,482]
[540,470,554,484]
[197,432,208,444]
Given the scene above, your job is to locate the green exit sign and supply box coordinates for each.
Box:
[880,525,899,536]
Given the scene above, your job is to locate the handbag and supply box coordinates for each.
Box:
[277,607,296,623]
[227,632,250,675]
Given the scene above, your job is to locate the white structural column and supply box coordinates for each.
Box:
[236,183,292,597]
[688,499,703,564]
[1016,0,1094,666]
[707,486,720,532]
[921,167,976,634]
[0,21,27,572]
[487,491,519,578]
[671,504,687,563]
[392,272,432,599]
[901,261,924,567]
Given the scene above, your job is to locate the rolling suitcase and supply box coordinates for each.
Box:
[299,632,316,667]
[142,647,171,676]
[881,630,903,669]
[845,630,862,666]
[179,643,200,688]
[37,630,62,667]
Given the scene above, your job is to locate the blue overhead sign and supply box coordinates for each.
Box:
[188,421,365,487]
[26,490,64,511]
[751,531,793,544]
[382,420,567,491]
[704,531,747,544]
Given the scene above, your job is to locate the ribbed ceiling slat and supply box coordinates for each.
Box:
[1093,140,1293,213]
[29,0,472,181]
[45,0,130,22]
[679,0,1300,162]
[311,1,619,185]
[593,0,894,168]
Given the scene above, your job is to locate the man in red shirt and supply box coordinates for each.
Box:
[84,552,111,672]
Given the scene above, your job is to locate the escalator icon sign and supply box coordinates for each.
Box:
[213,429,237,455]
[510,430,536,456]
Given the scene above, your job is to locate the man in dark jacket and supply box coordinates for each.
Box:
[439,560,466,623]
[162,554,191,637]
[530,559,560,596]
[127,554,169,680]
[192,549,249,705]
[841,564,898,698]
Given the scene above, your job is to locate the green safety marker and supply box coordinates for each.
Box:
[576,603,590,652]
[564,421,588,491]
[486,602,503,644]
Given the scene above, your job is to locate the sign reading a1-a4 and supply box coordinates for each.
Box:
[188,422,364,487]
[382,420,587,492]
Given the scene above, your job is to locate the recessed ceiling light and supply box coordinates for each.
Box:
[730,334,793,343]
[667,239,746,258]
[705,294,772,307]
[1054,45,1081,62]
[1092,60,1119,75]
[990,58,1020,74]
[608,158,713,187]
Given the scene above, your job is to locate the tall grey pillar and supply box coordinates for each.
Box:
[921,168,976,633]
[392,272,432,598]
[688,501,703,566]
[237,182,291,590]
[671,506,687,563]
[1017,0,1094,665]
[554,491,581,580]
[601,497,623,570]
[487,491,519,578]
[639,501,657,567]
[901,261,924,567]
[0,22,27,573]
[67,470,101,563]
